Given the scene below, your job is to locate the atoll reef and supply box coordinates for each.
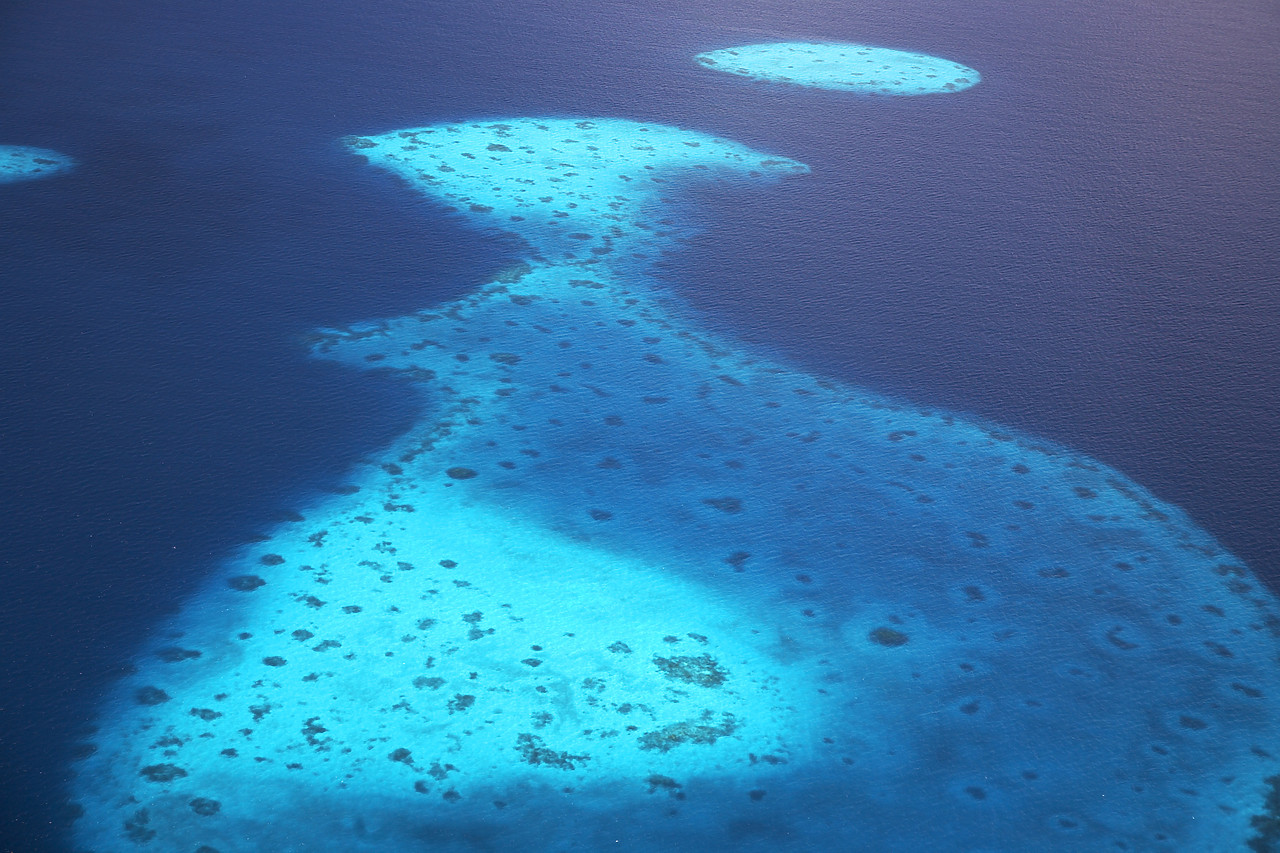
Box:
[696,42,980,95]
[67,113,1279,852]
[0,145,74,183]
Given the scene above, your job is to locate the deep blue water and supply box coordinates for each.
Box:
[1,0,1277,849]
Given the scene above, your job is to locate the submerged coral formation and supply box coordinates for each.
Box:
[68,116,1280,853]
[696,42,980,95]
[1250,775,1280,852]
[0,145,74,183]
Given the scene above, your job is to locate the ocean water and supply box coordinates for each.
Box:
[1,0,1277,851]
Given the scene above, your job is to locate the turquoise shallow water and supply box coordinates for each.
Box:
[696,42,980,95]
[0,145,73,183]
[67,118,1280,852]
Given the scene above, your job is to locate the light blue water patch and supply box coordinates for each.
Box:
[70,118,1280,852]
[0,144,74,183]
[696,43,980,95]
[340,118,808,261]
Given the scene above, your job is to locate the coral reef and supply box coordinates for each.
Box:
[0,145,74,182]
[696,43,980,95]
[652,653,729,687]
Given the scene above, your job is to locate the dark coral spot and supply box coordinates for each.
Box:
[516,733,590,770]
[1204,641,1234,658]
[637,715,739,752]
[124,809,155,842]
[646,774,681,794]
[702,497,743,514]
[448,694,476,713]
[136,686,170,706]
[869,627,909,647]
[189,798,221,816]
[1104,626,1139,650]
[446,467,478,480]
[139,764,187,783]
[260,553,285,566]
[652,654,728,687]
[227,575,265,591]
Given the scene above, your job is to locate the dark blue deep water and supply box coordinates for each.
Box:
[1,0,1276,849]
